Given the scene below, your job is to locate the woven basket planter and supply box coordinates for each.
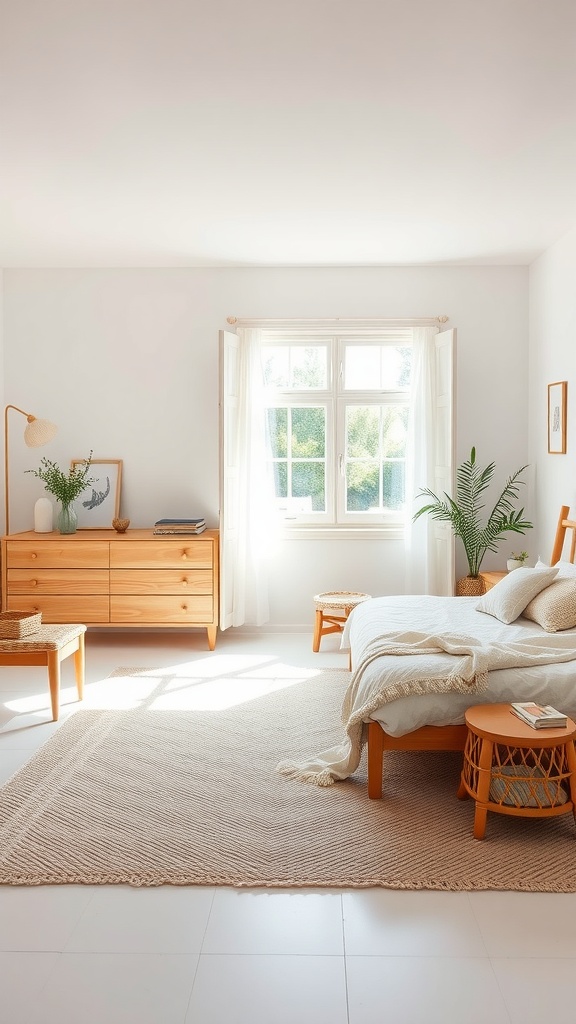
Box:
[0,610,42,639]
[455,576,485,597]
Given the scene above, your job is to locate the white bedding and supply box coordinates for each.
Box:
[342,595,576,737]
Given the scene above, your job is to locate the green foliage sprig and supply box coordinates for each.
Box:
[413,447,533,578]
[26,451,95,505]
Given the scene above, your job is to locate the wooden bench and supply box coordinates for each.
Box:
[0,623,86,721]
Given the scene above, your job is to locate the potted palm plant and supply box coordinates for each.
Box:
[413,447,533,595]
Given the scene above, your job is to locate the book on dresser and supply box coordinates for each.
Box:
[153,517,206,536]
[510,702,568,729]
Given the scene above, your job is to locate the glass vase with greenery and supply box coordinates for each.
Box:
[27,451,95,534]
[413,447,533,585]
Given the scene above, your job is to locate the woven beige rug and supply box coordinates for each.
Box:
[1,667,575,890]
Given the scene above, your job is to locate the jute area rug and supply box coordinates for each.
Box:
[1,668,575,890]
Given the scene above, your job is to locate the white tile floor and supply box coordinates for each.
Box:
[1,629,575,1024]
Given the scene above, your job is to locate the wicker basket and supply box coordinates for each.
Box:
[0,610,42,639]
[455,576,486,597]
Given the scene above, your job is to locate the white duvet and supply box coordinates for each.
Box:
[343,595,576,737]
[278,595,576,786]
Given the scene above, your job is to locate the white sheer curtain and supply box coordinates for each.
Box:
[221,327,275,627]
[404,326,440,594]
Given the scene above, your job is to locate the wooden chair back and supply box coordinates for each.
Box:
[550,505,576,565]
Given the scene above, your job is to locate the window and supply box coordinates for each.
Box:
[262,331,412,526]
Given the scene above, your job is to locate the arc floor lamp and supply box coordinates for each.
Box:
[4,405,58,535]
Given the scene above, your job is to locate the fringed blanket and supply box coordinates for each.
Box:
[277,629,576,786]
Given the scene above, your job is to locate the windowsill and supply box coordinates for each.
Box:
[279,526,404,540]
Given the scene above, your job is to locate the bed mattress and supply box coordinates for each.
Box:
[342,595,576,737]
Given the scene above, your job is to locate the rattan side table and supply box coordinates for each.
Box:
[457,703,576,840]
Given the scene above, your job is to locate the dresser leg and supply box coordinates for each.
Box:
[207,625,217,651]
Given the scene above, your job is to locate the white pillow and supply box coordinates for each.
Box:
[522,576,576,632]
[536,557,576,578]
[476,566,559,624]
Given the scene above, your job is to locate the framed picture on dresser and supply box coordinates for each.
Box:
[71,459,122,528]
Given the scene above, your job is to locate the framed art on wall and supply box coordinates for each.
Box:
[71,459,123,528]
[548,381,567,454]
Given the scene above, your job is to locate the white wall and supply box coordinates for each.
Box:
[2,266,528,626]
[529,225,576,562]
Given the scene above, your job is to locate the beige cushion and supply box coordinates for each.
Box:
[522,577,576,632]
[476,566,559,624]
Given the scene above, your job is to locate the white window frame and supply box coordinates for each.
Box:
[262,328,411,531]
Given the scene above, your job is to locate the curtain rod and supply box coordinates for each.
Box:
[226,315,449,328]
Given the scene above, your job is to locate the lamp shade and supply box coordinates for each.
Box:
[23,417,58,448]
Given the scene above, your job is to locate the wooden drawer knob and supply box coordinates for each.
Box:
[30,579,38,587]
[31,553,37,559]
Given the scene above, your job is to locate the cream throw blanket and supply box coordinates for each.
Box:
[277,629,576,786]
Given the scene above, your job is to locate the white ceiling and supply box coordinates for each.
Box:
[1,0,576,268]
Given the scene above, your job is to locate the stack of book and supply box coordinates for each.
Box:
[153,518,206,536]
[510,701,568,729]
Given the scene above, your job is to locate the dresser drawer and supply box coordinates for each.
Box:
[6,594,110,622]
[6,541,108,570]
[110,540,213,570]
[110,595,213,623]
[7,569,110,594]
[110,569,213,595]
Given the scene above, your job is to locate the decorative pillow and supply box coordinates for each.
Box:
[522,576,576,632]
[476,566,559,624]
[536,557,576,578]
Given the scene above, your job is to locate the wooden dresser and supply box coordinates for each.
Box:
[1,529,219,649]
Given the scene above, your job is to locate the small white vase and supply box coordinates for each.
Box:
[34,497,53,533]
[507,558,524,571]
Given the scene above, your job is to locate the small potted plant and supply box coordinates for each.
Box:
[27,451,95,535]
[507,550,529,571]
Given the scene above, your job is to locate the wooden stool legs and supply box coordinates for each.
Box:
[47,632,86,722]
[312,609,348,652]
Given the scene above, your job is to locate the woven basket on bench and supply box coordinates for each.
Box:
[0,610,42,639]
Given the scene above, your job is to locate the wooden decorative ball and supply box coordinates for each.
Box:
[112,518,130,533]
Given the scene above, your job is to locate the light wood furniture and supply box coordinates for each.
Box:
[551,505,576,565]
[313,591,371,652]
[367,721,466,799]
[1,529,219,650]
[366,505,576,799]
[457,703,576,839]
[479,570,507,592]
[0,623,86,721]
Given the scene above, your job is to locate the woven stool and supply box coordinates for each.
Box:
[313,591,371,652]
[0,624,86,722]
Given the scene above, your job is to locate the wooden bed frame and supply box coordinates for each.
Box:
[366,505,576,799]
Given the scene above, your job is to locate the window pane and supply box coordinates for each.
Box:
[291,407,325,457]
[291,347,327,389]
[346,406,380,459]
[344,403,408,513]
[272,461,287,498]
[344,344,411,390]
[267,408,287,458]
[263,347,290,388]
[346,463,379,511]
[292,462,325,512]
[263,345,327,390]
[382,461,405,510]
